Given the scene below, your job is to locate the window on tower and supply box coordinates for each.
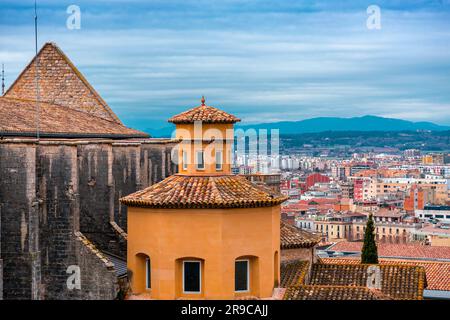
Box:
[196,151,205,170]
[182,150,188,170]
[216,151,223,171]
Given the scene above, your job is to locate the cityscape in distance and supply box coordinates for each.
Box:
[0,0,450,313]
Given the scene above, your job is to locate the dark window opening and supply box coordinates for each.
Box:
[183,261,201,293]
[235,260,249,292]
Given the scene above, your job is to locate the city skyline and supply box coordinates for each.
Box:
[1,0,450,131]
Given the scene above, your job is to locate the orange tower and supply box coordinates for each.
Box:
[121,97,287,299]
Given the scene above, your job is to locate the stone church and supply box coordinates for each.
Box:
[0,42,177,300]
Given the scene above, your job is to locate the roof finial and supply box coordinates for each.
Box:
[201,95,206,106]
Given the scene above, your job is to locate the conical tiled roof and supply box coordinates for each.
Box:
[4,42,122,124]
[120,174,287,209]
[168,97,240,124]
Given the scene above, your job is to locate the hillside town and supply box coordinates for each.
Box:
[232,150,450,299]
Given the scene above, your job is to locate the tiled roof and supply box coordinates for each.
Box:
[5,42,121,123]
[280,260,310,288]
[120,174,288,209]
[102,252,128,278]
[280,220,321,249]
[280,259,425,300]
[0,97,148,138]
[168,97,240,124]
[329,241,450,261]
[284,285,384,300]
[309,263,425,300]
[321,258,450,291]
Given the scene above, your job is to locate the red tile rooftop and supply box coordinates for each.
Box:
[329,241,450,261]
[120,174,288,209]
[168,96,240,124]
[321,258,450,291]
[4,42,121,124]
[0,97,148,139]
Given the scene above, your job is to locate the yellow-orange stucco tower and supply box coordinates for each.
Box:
[120,97,287,299]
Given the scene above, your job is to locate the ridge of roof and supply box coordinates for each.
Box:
[5,42,122,124]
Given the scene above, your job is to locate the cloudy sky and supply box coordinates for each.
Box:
[1,0,450,130]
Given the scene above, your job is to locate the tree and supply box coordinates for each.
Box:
[361,213,379,264]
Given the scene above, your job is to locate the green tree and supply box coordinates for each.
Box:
[361,213,379,264]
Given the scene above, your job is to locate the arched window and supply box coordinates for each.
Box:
[235,259,250,292]
[183,260,202,293]
[135,253,151,292]
[175,257,204,296]
[234,255,259,294]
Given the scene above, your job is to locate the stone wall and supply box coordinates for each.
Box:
[281,247,317,264]
[0,138,177,300]
[0,143,40,299]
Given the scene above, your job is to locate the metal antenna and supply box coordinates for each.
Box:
[1,63,4,95]
[34,0,40,140]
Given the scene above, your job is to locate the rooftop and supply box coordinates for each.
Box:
[120,174,287,209]
[4,42,121,124]
[321,257,450,291]
[168,96,241,124]
[280,260,426,300]
[0,97,148,139]
[280,220,321,249]
[328,241,450,261]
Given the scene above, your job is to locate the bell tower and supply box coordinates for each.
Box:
[168,96,240,175]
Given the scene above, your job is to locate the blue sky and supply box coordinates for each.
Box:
[1,0,450,130]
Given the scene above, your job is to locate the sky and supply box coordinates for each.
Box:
[1,0,450,131]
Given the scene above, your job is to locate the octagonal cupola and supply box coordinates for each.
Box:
[168,97,240,175]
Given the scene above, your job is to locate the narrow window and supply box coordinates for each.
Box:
[216,151,223,171]
[196,151,204,170]
[182,151,188,170]
[235,259,250,292]
[183,261,201,293]
[146,258,151,289]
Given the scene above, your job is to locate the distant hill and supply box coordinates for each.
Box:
[145,115,449,137]
[236,115,450,135]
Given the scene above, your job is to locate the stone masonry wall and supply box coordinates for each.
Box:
[0,144,40,300]
[0,138,177,300]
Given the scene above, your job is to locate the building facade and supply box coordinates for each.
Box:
[121,98,287,299]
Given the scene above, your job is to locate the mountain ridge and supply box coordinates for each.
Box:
[144,115,450,137]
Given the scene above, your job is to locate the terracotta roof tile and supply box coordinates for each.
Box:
[309,263,425,300]
[321,258,450,291]
[329,241,450,261]
[280,220,321,249]
[280,259,425,300]
[0,97,147,138]
[168,97,240,124]
[5,42,121,123]
[280,260,310,288]
[120,174,287,209]
[284,285,383,300]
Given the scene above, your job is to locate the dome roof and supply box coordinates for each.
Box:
[168,96,240,124]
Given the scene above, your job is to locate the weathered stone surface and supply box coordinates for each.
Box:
[0,138,177,300]
[0,143,39,300]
